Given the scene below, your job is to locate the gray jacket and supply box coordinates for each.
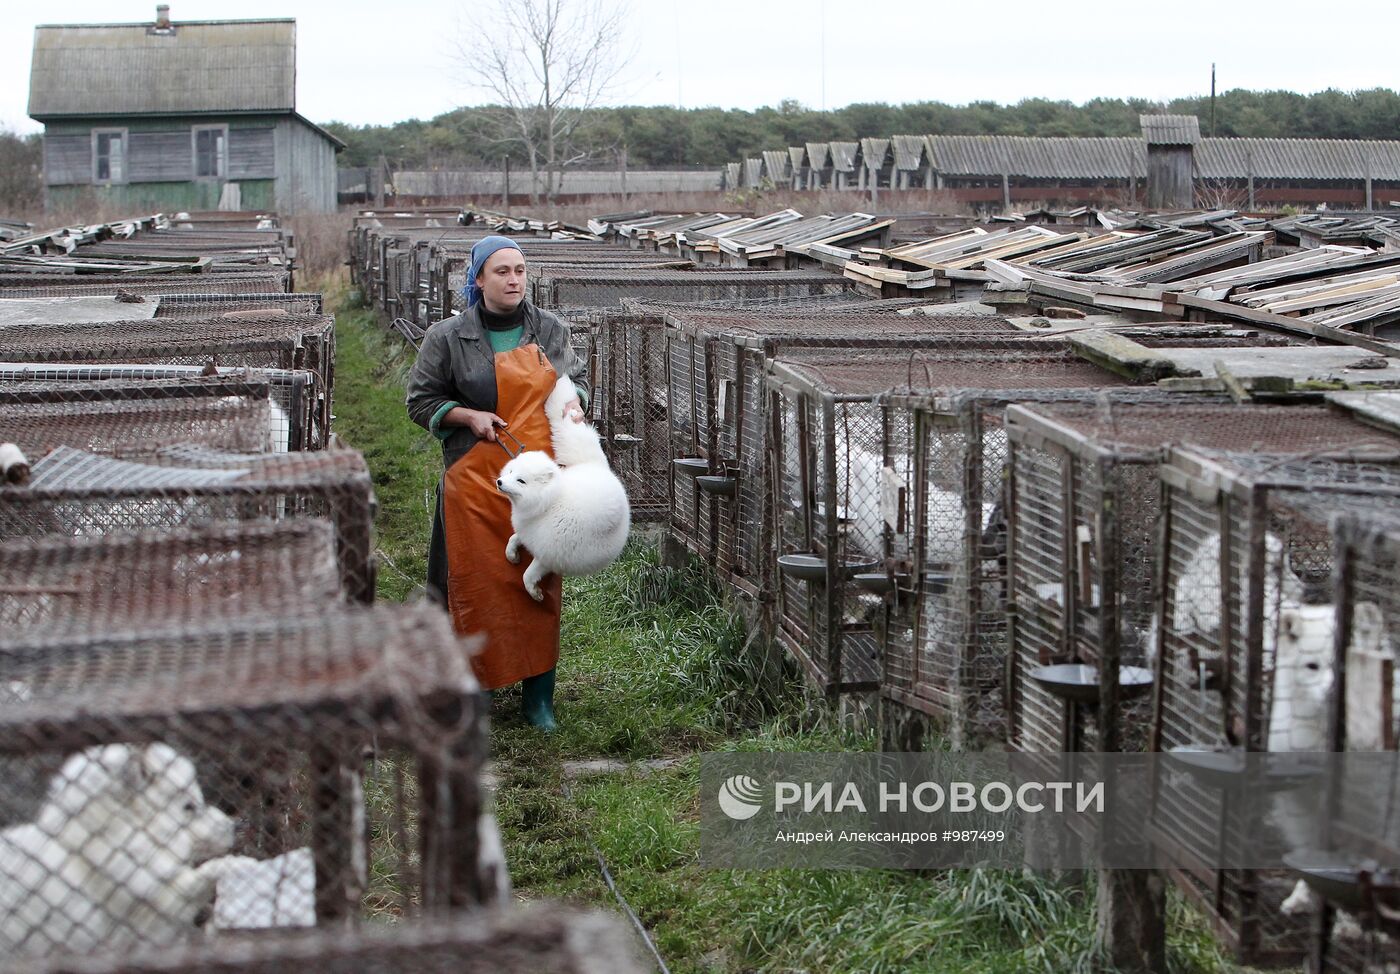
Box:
[405,301,590,468]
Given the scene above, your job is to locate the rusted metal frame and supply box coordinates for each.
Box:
[1147,472,1174,756]
[820,390,842,697]
[959,404,987,742]
[697,333,720,565]
[1095,451,1125,755]
[1241,481,1270,752]
[1003,434,1026,747]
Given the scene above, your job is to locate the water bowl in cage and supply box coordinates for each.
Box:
[1166,747,1325,789]
[673,457,709,477]
[1028,663,1153,705]
[777,553,879,583]
[696,475,737,496]
[853,571,912,594]
[1282,850,1374,911]
[611,433,642,449]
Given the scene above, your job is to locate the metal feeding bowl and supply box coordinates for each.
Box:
[1027,663,1153,705]
[1282,850,1371,911]
[853,571,911,594]
[672,457,709,477]
[696,475,737,496]
[778,553,878,583]
[1166,747,1325,789]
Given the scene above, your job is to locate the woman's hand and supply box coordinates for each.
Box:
[461,407,507,441]
[561,397,585,424]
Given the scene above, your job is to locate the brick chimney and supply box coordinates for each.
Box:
[156,5,171,29]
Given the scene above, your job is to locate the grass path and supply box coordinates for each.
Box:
[328,287,1244,974]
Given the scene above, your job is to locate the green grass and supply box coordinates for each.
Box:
[327,292,441,601]
[329,285,1248,973]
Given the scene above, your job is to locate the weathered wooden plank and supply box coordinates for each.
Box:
[128,131,193,182]
[230,127,276,180]
[1067,329,1186,381]
[43,134,90,186]
[1176,293,1400,355]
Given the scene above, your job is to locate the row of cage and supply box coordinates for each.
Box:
[588,278,1400,968]
[358,205,1400,969]
[0,218,521,967]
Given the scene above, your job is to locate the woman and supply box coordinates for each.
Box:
[406,235,590,731]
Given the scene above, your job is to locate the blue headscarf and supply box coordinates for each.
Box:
[464,234,524,309]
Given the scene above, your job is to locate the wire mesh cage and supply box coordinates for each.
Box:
[1309,502,1400,973]
[532,268,851,309]
[0,602,502,960]
[664,312,1023,573]
[0,520,344,650]
[0,365,322,452]
[880,385,1208,752]
[762,340,1087,697]
[1005,404,1400,760]
[0,378,298,458]
[0,273,291,299]
[1146,444,1400,965]
[10,905,648,974]
[0,446,376,604]
[0,316,335,441]
[152,294,323,318]
[594,311,669,521]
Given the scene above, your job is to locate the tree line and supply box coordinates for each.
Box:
[324,89,1400,171]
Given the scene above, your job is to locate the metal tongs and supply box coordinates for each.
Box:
[494,426,526,459]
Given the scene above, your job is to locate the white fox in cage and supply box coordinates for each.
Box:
[220,395,291,453]
[498,376,631,601]
[0,742,235,956]
[833,425,1004,566]
[1145,531,1307,668]
[1278,600,1399,936]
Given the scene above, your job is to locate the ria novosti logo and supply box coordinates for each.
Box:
[717,774,764,820]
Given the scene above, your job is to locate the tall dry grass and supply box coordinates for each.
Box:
[286,211,353,281]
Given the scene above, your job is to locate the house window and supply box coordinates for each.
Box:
[93,129,126,183]
[194,126,227,179]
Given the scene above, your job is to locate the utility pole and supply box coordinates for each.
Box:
[1210,64,1217,137]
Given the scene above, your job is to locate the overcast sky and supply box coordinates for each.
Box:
[4,0,1397,135]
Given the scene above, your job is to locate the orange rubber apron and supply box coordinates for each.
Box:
[442,342,561,690]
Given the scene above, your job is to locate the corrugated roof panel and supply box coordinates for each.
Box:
[891,135,927,171]
[1196,138,1400,180]
[744,158,763,187]
[829,141,858,172]
[789,146,806,170]
[29,19,295,117]
[761,149,791,181]
[860,137,891,169]
[927,135,1145,179]
[1140,114,1201,146]
[805,142,831,168]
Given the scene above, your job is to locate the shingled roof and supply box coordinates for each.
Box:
[29,17,296,118]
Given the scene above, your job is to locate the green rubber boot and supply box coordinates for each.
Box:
[521,668,558,732]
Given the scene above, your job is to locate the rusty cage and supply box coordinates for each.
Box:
[1148,439,1400,965]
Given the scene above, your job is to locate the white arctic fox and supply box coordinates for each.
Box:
[497,376,631,601]
[0,743,235,956]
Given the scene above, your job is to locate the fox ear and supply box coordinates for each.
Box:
[111,745,153,795]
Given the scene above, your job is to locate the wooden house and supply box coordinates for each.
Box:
[28,6,344,213]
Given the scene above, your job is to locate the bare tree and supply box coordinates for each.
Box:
[455,0,631,205]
